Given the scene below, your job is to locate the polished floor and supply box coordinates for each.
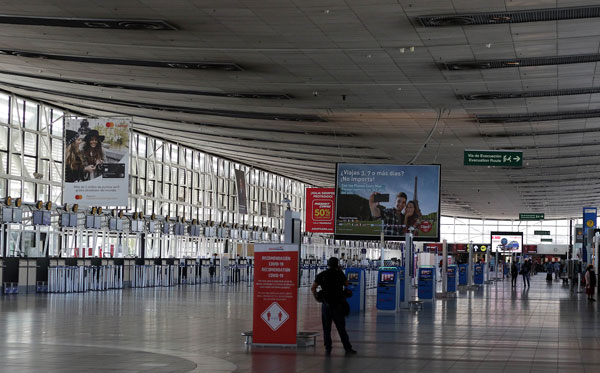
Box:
[0,273,598,372]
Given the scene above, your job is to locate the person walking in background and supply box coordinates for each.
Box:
[209,253,217,283]
[511,261,518,287]
[311,257,356,356]
[584,264,596,302]
[522,260,531,288]
[546,261,554,282]
[554,261,560,281]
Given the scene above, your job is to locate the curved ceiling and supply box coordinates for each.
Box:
[1,1,599,219]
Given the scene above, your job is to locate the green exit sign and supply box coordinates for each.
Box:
[520,213,544,220]
[541,238,553,242]
[534,230,550,235]
[464,150,523,167]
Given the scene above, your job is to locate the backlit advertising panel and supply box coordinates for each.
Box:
[491,232,523,253]
[305,188,335,233]
[335,164,440,241]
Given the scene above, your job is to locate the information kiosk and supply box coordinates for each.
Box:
[473,263,484,285]
[377,267,400,311]
[418,266,436,300]
[458,264,468,285]
[447,264,457,293]
[345,268,365,313]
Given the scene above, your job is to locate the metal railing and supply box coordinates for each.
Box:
[47,265,123,293]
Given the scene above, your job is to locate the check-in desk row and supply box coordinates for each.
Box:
[0,257,228,294]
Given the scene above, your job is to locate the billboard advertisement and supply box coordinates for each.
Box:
[335,164,440,241]
[64,117,130,207]
[305,188,335,233]
[491,232,523,253]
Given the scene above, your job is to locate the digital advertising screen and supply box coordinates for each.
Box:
[491,232,523,253]
[379,271,395,283]
[347,272,359,281]
[335,164,441,241]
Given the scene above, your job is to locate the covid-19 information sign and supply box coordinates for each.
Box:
[253,244,299,346]
[305,188,335,233]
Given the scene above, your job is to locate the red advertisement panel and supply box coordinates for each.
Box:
[424,243,442,252]
[253,244,299,346]
[305,188,335,233]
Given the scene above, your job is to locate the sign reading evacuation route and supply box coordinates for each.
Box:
[464,150,523,167]
[519,213,545,220]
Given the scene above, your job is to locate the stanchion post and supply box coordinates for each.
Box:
[442,239,447,293]
[403,231,413,308]
[468,241,473,287]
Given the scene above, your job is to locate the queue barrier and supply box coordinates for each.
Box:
[47,265,123,293]
[132,265,177,288]
[177,263,202,285]
[228,264,253,284]
[3,282,18,295]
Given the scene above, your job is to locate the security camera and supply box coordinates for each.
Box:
[312,91,318,97]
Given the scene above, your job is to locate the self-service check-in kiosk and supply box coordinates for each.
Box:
[345,268,366,313]
[458,264,468,286]
[377,267,400,311]
[447,264,457,293]
[418,266,436,300]
[474,263,484,285]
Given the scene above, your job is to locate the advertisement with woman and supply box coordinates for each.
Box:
[335,164,440,241]
[64,117,130,207]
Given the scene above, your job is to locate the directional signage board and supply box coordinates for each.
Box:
[519,213,544,220]
[541,238,553,243]
[534,230,550,235]
[464,150,522,167]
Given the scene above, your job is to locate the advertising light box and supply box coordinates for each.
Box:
[335,164,441,241]
[491,232,523,253]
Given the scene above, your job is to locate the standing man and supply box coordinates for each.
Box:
[369,192,407,236]
[522,260,531,288]
[311,257,356,356]
[209,253,217,283]
[511,261,518,287]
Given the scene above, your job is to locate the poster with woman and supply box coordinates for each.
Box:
[63,117,130,207]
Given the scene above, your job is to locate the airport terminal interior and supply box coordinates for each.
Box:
[1,1,600,372]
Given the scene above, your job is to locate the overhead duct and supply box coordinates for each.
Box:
[460,86,600,100]
[442,54,600,70]
[0,14,177,30]
[418,6,600,26]
[0,49,243,71]
[477,109,600,123]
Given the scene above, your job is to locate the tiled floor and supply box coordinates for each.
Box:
[0,273,598,372]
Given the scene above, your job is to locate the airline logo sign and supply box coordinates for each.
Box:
[252,244,299,346]
[305,188,335,233]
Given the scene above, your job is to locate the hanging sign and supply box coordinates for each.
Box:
[234,169,248,214]
[253,243,299,346]
[64,117,130,207]
[305,188,335,233]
